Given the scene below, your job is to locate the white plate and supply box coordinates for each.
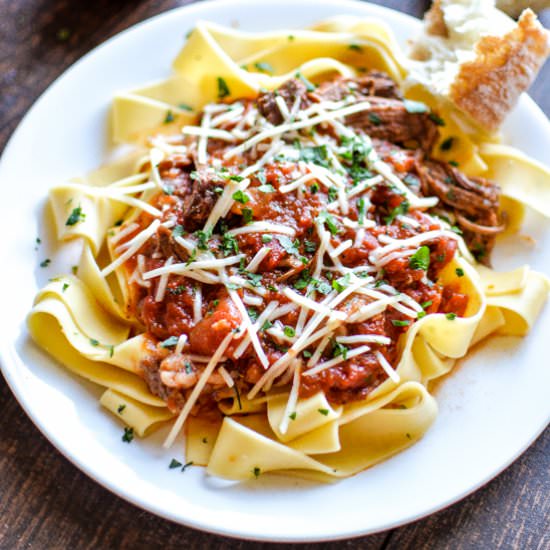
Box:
[0,0,548,542]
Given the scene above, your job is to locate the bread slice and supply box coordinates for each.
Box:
[408,1,550,133]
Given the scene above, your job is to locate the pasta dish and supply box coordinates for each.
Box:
[27,12,550,481]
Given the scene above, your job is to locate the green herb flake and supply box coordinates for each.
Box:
[348,43,363,52]
[181,461,194,472]
[332,341,348,360]
[169,458,182,469]
[160,336,179,348]
[242,208,253,224]
[89,338,100,347]
[261,234,273,244]
[429,112,445,126]
[409,246,430,271]
[384,200,409,225]
[117,404,126,414]
[122,427,134,443]
[289,412,297,421]
[217,77,230,99]
[421,300,433,310]
[254,61,274,74]
[221,233,239,256]
[318,408,329,416]
[294,71,315,92]
[316,211,339,235]
[446,312,457,320]
[455,268,465,277]
[178,103,193,112]
[164,110,175,124]
[392,319,411,327]
[62,283,69,292]
[40,258,51,268]
[332,273,350,293]
[252,466,261,478]
[440,137,454,151]
[65,206,86,226]
[283,326,296,338]
[276,235,300,256]
[417,311,427,319]
[232,190,250,204]
[368,112,382,126]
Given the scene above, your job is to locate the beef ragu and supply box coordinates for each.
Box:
[112,71,503,416]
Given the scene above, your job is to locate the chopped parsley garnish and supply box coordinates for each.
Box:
[172,224,184,238]
[392,319,411,327]
[62,283,69,292]
[276,235,300,256]
[163,184,174,195]
[122,427,134,443]
[417,311,427,319]
[368,112,382,126]
[178,103,193,111]
[455,268,465,277]
[247,308,259,322]
[245,271,263,287]
[328,186,338,202]
[40,259,51,268]
[221,233,239,255]
[232,190,250,204]
[409,246,430,271]
[71,265,78,275]
[108,345,115,358]
[65,206,85,226]
[261,320,273,331]
[332,273,350,293]
[117,404,126,414]
[357,197,367,225]
[169,458,182,469]
[170,285,185,295]
[217,77,230,98]
[299,144,330,168]
[446,312,457,320]
[310,182,320,194]
[258,183,275,193]
[289,412,297,420]
[421,300,432,309]
[403,99,429,114]
[195,229,211,250]
[318,408,329,416]
[295,71,316,92]
[261,234,273,244]
[293,269,311,290]
[440,137,454,151]
[316,211,339,235]
[302,350,312,358]
[449,160,460,167]
[348,43,363,52]
[164,110,175,124]
[384,200,409,225]
[89,339,100,347]
[160,336,179,348]
[254,62,274,73]
[252,466,261,478]
[304,240,317,253]
[332,341,348,360]
[283,326,296,338]
[428,112,445,126]
[242,208,253,224]
[181,461,194,472]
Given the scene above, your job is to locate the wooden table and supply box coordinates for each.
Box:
[1,1,548,548]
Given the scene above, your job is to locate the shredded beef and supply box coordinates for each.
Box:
[314,71,402,102]
[257,78,309,125]
[345,97,439,152]
[419,160,503,263]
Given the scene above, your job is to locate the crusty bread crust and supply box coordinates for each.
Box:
[449,9,550,132]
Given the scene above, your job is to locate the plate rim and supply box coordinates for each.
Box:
[0,0,549,542]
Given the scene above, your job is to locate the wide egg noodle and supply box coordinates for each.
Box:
[112,18,405,144]
[27,298,163,407]
[100,388,174,437]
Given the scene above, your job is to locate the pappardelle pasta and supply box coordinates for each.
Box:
[28,17,549,482]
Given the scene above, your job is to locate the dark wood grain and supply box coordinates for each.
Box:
[0,1,548,548]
